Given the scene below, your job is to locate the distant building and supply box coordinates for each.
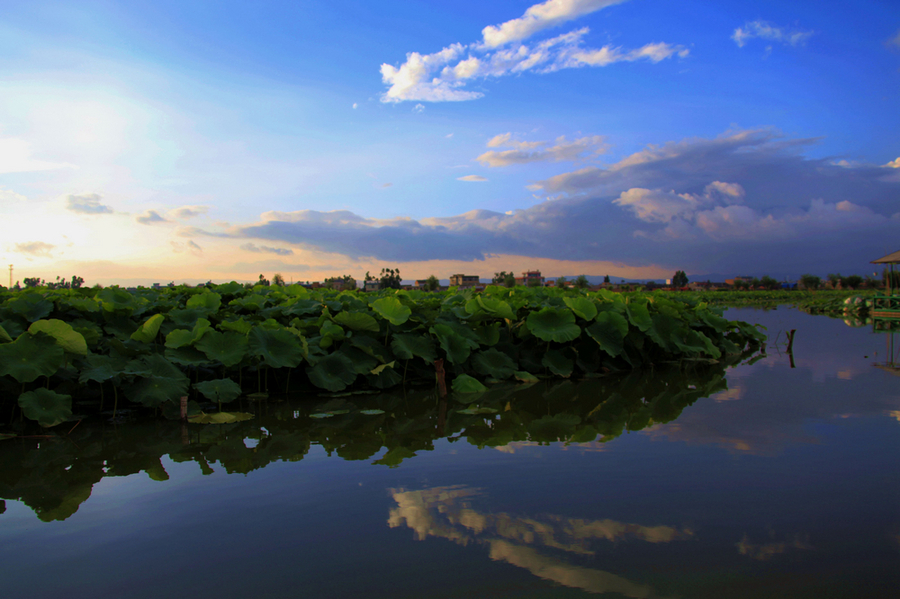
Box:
[515,270,545,286]
[364,280,381,292]
[449,274,480,288]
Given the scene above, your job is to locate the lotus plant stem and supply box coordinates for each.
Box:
[285,368,291,394]
[113,386,118,419]
[99,384,104,412]
[258,365,261,393]
[403,359,409,385]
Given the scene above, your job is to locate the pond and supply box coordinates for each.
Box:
[1,307,898,598]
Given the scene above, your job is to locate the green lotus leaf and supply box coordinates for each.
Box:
[526,307,581,343]
[466,296,516,320]
[6,293,54,322]
[452,374,487,393]
[0,323,11,343]
[214,281,244,295]
[457,406,498,415]
[391,334,437,363]
[320,320,345,342]
[359,409,385,415]
[307,352,358,392]
[474,322,501,346]
[472,348,516,380]
[1,319,25,339]
[542,349,574,377]
[333,310,379,332]
[563,296,598,321]
[71,320,103,347]
[431,323,478,365]
[283,284,310,298]
[130,313,165,343]
[369,361,397,376]
[195,331,249,367]
[0,332,63,382]
[97,287,137,313]
[514,370,539,383]
[371,297,411,326]
[694,308,729,333]
[586,311,629,358]
[647,312,682,352]
[528,413,581,442]
[625,300,652,332]
[194,378,243,403]
[349,334,392,363]
[230,293,268,311]
[338,346,378,375]
[188,411,254,424]
[78,353,125,384]
[124,354,190,407]
[248,327,304,368]
[285,299,322,316]
[218,317,253,335]
[18,389,72,428]
[64,297,100,312]
[186,291,222,312]
[165,347,211,366]
[165,329,194,349]
[369,365,402,389]
[167,308,211,328]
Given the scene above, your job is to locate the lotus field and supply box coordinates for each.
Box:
[0,283,764,428]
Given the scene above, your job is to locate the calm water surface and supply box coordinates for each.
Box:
[1,308,898,598]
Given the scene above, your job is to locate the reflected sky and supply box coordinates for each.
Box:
[1,308,899,598]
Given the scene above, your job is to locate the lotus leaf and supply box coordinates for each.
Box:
[586,312,629,357]
[1,319,25,339]
[195,331,249,367]
[474,322,501,346]
[466,296,516,320]
[188,411,254,424]
[563,296,598,321]
[432,323,477,365]
[0,323,12,343]
[371,297,411,326]
[214,281,244,295]
[339,346,378,375]
[130,314,165,343]
[472,348,516,380]
[6,293,54,322]
[542,349,574,377]
[164,329,194,349]
[528,413,582,442]
[647,312,682,352]
[248,327,304,368]
[526,307,581,343]
[124,354,190,407]
[194,378,243,403]
[186,292,222,312]
[165,347,211,366]
[218,317,253,334]
[369,366,402,389]
[391,334,437,363]
[0,333,63,382]
[307,352,357,392]
[78,353,124,384]
[320,320,345,341]
[64,297,100,312]
[360,409,385,415]
[625,301,653,332]
[18,389,72,427]
[457,406,498,415]
[97,288,136,313]
[71,320,102,347]
[514,370,539,383]
[167,308,212,328]
[333,311,379,332]
[369,361,397,376]
[452,374,487,393]
[349,334,392,363]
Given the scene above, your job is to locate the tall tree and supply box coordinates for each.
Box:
[672,270,689,288]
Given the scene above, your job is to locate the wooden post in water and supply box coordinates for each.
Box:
[180,395,188,420]
[434,359,447,398]
[786,329,796,368]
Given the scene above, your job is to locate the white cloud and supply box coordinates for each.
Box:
[445,133,454,139]
[66,193,114,215]
[0,188,28,202]
[0,137,75,174]
[380,1,685,102]
[885,157,900,168]
[240,242,294,256]
[480,0,628,48]
[413,103,425,113]
[732,21,813,48]
[15,241,55,257]
[458,175,488,182]
[169,205,209,219]
[135,210,170,225]
[352,103,358,109]
[171,240,203,256]
[478,134,608,167]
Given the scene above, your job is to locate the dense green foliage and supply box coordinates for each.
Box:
[0,283,764,428]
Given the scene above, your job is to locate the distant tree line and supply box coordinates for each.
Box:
[21,275,85,290]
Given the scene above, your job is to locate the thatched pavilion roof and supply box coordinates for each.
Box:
[872,250,900,264]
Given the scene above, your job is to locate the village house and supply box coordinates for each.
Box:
[449,274,480,288]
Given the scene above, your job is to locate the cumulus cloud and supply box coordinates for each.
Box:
[240,242,294,256]
[171,240,203,256]
[15,241,55,257]
[352,103,358,109]
[478,134,607,167]
[458,175,488,182]
[135,210,170,225]
[413,103,425,113]
[66,193,114,215]
[380,1,685,102]
[0,137,75,174]
[480,0,628,48]
[0,188,27,202]
[169,205,209,219]
[732,21,813,48]
[191,129,900,277]
[885,157,900,168]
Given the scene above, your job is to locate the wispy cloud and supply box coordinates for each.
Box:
[15,241,55,257]
[478,133,607,167]
[890,29,900,48]
[380,0,686,102]
[240,242,294,256]
[66,193,114,215]
[135,210,170,225]
[0,188,28,202]
[168,205,209,219]
[732,21,813,48]
[0,137,75,174]
[458,175,488,182]
[171,240,203,256]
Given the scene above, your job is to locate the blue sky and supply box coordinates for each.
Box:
[1,0,898,285]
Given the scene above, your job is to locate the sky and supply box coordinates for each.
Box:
[1,0,898,286]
